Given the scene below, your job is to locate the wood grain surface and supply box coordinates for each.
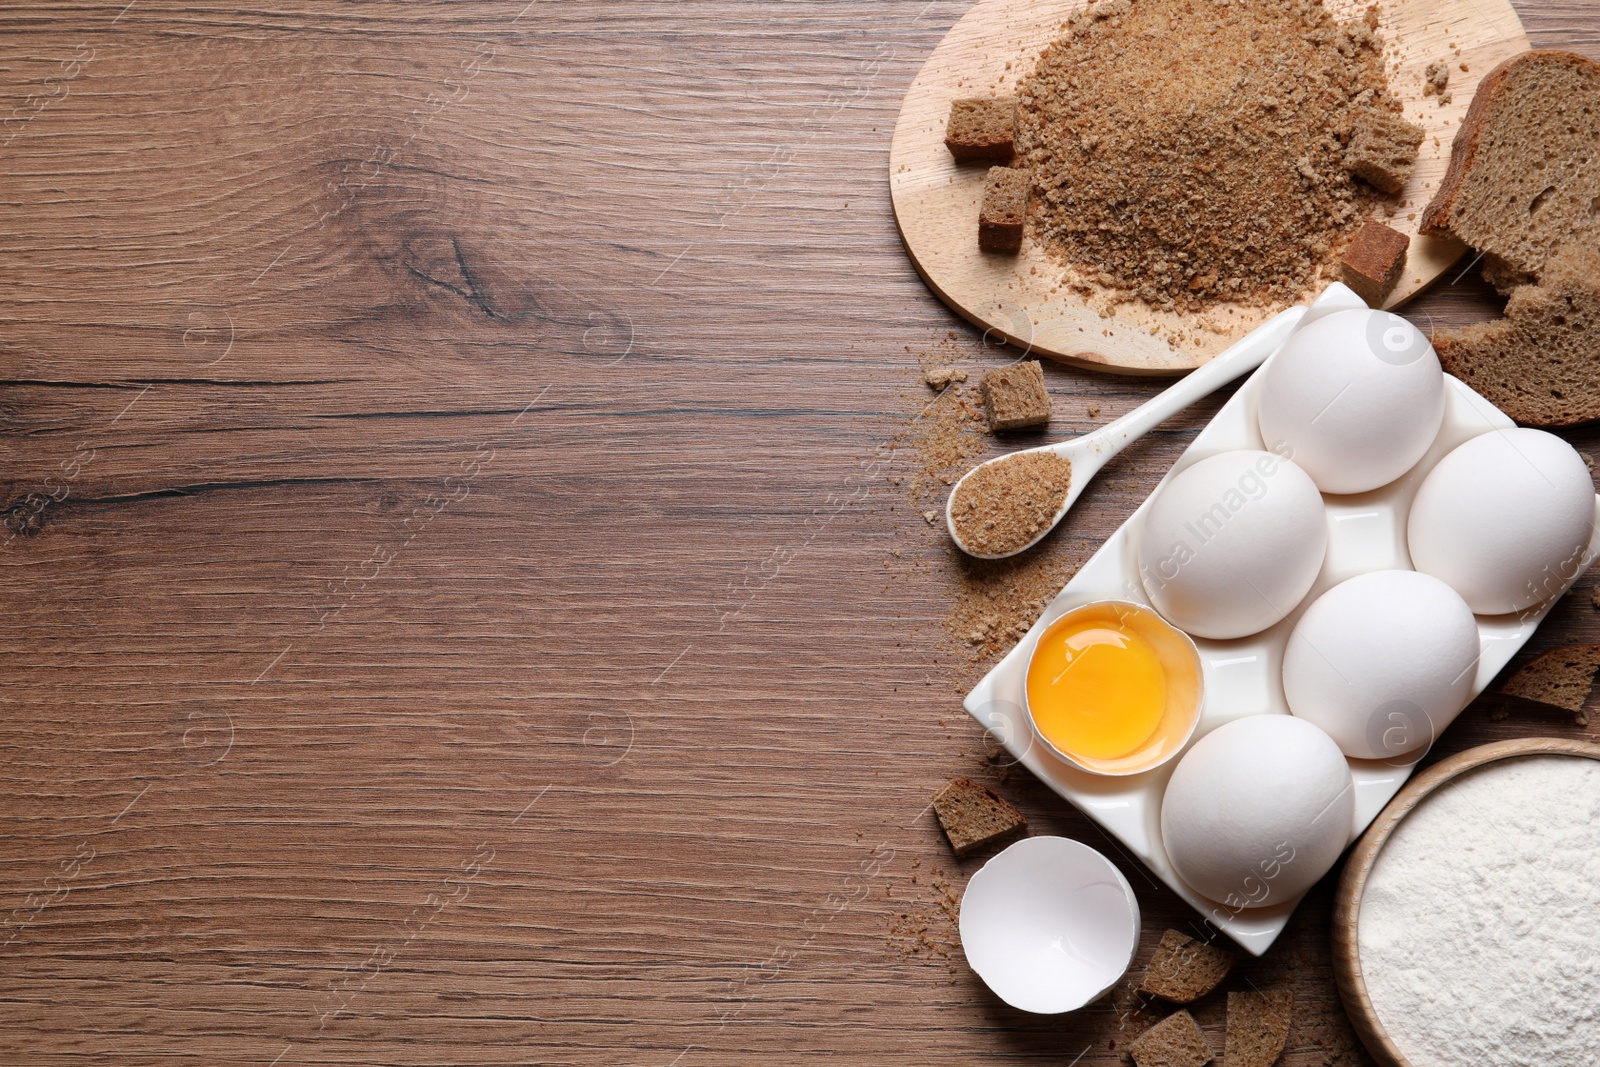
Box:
[888,0,1523,372]
[0,3,1596,1066]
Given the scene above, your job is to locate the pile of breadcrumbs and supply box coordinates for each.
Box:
[1017,0,1396,312]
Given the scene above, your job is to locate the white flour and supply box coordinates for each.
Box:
[1359,755,1600,1067]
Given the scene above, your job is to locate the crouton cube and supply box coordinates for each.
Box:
[1128,1011,1214,1067]
[980,360,1051,432]
[1345,108,1424,194]
[1340,220,1410,305]
[945,97,1017,163]
[979,166,1030,254]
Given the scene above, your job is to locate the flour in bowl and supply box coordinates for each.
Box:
[1359,755,1600,1067]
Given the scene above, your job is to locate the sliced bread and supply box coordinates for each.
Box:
[1420,50,1600,289]
[1431,245,1600,427]
[931,777,1025,856]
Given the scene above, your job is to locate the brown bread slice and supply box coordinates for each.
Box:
[1499,645,1600,725]
[930,777,1025,856]
[1420,50,1600,289]
[1431,244,1600,427]
[1127,1010,1214,1067]
[1139,928,1234,1002]
[944,97,1017,163]
[1225,990,1293,1067]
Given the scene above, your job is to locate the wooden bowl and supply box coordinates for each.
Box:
[1332,737,1600,1067]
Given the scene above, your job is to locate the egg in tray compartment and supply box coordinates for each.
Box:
[965,283,1600,953]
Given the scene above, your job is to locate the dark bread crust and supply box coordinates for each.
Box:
[930,777,1026,856]
[1420,50,1600,241]
[1431,244,1600,427]
[1500,645,1600,714]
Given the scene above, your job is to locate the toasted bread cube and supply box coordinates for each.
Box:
[1500,645,1600,724]
[1345,108,1424,194]
[979,166,1030,254]
[1128,1010,1214,1067]
[931,777,1026,856]
[1225,990,1293,1067]
[945,97,1017,163]
[1139,928,1234,1003]
[980,360,1051,432]
[1340,220,1410,305]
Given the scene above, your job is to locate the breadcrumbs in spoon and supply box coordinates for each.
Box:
[950,451,1073,556]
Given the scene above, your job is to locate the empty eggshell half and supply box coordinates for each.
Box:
[1257,309,1445,495]
[1161,715,1354,909]
[1137,450,1329,640]
[958,836,1140,1014]
[1284,570,1480,760]
[1408,428,1597,615]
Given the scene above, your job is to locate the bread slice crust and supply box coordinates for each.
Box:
[1420,49,1600,287]
[1432,244,1600,427]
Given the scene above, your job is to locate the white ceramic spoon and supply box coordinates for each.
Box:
[946,305,1308,560]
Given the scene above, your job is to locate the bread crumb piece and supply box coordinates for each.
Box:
[924,366,968,390]
[1424,58,1451,96]
[1339,220,1409,305]
[1128,1010,1214,1067]
[1225,990,1293,1067]
[945,97,1017,163]
[979,360,1051,431]
[1139,929,1234,1003]
[930,777,1026,856]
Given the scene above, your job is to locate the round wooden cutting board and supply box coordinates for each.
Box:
[888,0,1529,374]
[1331,738,1600,1067]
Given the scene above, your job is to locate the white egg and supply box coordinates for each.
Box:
[1257,309,1445,495]
[1137,450,1328,640]
[1408,428,1596,615]
[1284,571,1480,760]
[1161,715,1354,909]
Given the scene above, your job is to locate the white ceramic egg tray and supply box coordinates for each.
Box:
[963,285,1600,955]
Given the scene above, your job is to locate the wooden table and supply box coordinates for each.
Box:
[1,3,1595,1064]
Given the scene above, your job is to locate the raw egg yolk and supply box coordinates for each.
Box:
[1027,622,1167,761]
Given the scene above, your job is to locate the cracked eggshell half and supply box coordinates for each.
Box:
[958,837,1140,1014]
